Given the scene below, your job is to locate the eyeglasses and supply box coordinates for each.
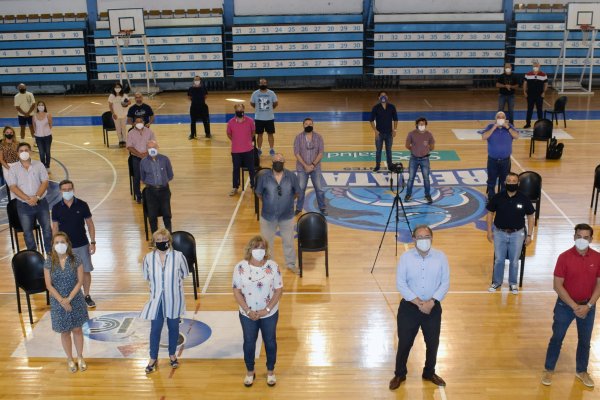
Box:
[277,185,282,196]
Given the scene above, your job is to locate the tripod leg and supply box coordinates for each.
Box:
[370,196,398,274]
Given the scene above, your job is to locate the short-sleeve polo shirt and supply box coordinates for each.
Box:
[51,198,92,248]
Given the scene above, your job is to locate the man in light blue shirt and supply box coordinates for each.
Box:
[390,225,450,390]
[250,78,278,156]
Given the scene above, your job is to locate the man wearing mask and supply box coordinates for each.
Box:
[140,140,174,233]
[187,76,211,139]
[127,117,157,203]
[6,142,52,254]
[480,111,519,199]
[250,78,278,156]
[370,91,398,172]
[404,117,435,204]
[255,153,301,273]
[523,61,547,129]
[226,103,256,196]
[127,92,155,127]
[541,223,600,388]
[486,172,535,294]
[497,62,519,125]
[14,83,36,140]
[52,179,97,308]
[390,224,450,390]
[293,118,326,216]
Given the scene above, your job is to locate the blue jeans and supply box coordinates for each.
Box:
[375,133,393,168]
[296,168,325,211]
[16,198,52,254]
[486,156,511,199]
[35,135,52,168]
[239,311,279,371]
[406,156,431,197]
[149,298,180,359]
[544,299,596,373]
[498,94,515,124]
[492,227,525,286]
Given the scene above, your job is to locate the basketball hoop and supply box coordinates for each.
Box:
[118,30,133,47]
[580,24,594,45]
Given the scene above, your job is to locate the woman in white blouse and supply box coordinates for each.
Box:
[107,82,129,148]
[233,235,283,387]
[140,228,189,374]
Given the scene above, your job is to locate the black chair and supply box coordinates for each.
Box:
[171,231,199,300]
[253,168,269,221]
[11,250,49,324]
[6,198,43,252]
[544,96,568,128]
[491,233,527,288]
[591,164,600,215]
[530,119,553,157]
[297,212,329,278]
[127,154,134,197]
[101,111,116,147]
[142,187,164,241]
[518,171,542,225]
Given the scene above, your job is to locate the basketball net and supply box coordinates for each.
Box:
[581,24,594,45]
[118,30,133,47]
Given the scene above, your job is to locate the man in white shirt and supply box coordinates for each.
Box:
[14,83,36,140]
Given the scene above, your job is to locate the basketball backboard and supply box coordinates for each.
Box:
[108,8,145,36]
[567,2,600,30]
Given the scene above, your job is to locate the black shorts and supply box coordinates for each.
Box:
[18,115,33,126]
[255,119,275,134]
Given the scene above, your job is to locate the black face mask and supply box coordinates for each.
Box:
[155,241,169,251]
[259,85,267,90]
[505,183,519,192]
[304,126,313,133]
[272,161,284,172]
[4,134,14,140]
[235,111,244,118]
[19,89,26,94]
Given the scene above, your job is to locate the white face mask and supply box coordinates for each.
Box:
[417,125,426,132]
[19,151,30,161]
[415,238,432,252]
[193,80,201,86]
[148,148,158,157]
[135,123,144,130]
[496,119,506,126]
[505,68,511,73]
[575,238,590,251]
[533,66,539,72]
[251,248,266,262]
[37,105,45,112]
[115,87,122,93]
[54,242,68,255]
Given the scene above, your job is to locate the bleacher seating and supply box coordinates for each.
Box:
[232,14,364,77]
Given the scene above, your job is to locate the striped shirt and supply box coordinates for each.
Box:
[6,160,48,202]
[140,249,189,320]
[293,131,324,171]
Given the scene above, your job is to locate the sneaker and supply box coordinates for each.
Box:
[84,295,96,308]
[576,371,595,388]
[294,209,302,216]
[188,134,195,140]
[488,283,501,292]
[372,166,380,173]
[269,148,275,156]
[541,370,553,386]
[320,209,328,216]
[404,194,412,201]
[244,373,255,387]
[510,284,519,295]
[523,124,531,129]
[119,141,126,148]
[229,188,238,196]
[267,373,277,387]
[205,133,212,139]
[425,195,433,204]
[257,148,262,156]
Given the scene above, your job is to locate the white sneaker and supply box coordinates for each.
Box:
[510,284,519,295]
[267,373,276,386]
[488,283,501,292]
[244,373,255,387]
[576,371,595,388]
[541,370,552,386]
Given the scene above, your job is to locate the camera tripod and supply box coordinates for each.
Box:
[370,166,413,274]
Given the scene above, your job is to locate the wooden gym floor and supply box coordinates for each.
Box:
[0,88,599,399]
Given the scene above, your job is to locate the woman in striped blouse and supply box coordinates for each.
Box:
[140,228,189,374]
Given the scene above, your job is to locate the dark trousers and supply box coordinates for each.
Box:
[394,299,442,378]
[145,186,172,233]
[131,155,142,200]
[232,150,255,189]
[486,156,511,199]
[35,135,52,168]
[190,105,211,137]
[526,95,544,124]
[375,133,394,168]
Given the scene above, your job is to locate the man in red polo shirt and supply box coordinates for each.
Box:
[226,103,255,196]
[542,223,600,388]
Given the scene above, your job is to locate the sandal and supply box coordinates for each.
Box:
[145,360,157,374]
[244,372,255,387]
[169,357,179,369]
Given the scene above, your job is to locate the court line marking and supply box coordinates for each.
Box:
[56,104,72,114]
[156,102,166,111]
[54,140,118,213]
[201,178,251,294]
[424,99,433,109]
[509,156,575,227]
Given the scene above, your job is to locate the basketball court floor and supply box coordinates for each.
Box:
[0,88,599,399]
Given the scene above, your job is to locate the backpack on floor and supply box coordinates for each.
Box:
[546,137,564,160]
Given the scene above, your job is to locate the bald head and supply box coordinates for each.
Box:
[272,153,285,163]
[147,140,158,150]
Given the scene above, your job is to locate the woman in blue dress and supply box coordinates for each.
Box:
[43,232,89,373]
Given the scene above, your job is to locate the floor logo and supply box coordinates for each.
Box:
[304,168,488,242]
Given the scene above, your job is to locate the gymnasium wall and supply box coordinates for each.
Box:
[0,0,88,14]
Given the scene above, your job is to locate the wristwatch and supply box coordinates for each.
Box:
[266,306,271,313]
[587,303,593,309]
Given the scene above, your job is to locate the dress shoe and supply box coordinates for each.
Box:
[423,373,446,386]
[523,124,531,129]
[425,195,433,204]
[389,375,406,390]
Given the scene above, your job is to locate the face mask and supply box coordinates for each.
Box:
[251,248,266,262]
[148,148,158,157]
[135,123,144,130]
[575,238,590,251]
[62,191,74,201]
[4,134,14,140]
[19,151,30,161]
[193,80,201,87]
[235,111,244,118]
[155,241,169,251]
[380,96,387,103]
[505,68,512,73]
[304,126,313,133]
[272,161,284,172]
[115,87,121,93]
[416,238,431,252]
[417,125,426,132]
[19,88,26,94]
[259,85,267,91]
[54,243,68,255]
[496,119,506,126]
[533,67,539,72]
[38,105,45,112]
[505,183,519,192]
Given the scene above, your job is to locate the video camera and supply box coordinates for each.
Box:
[388,162,404,174]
